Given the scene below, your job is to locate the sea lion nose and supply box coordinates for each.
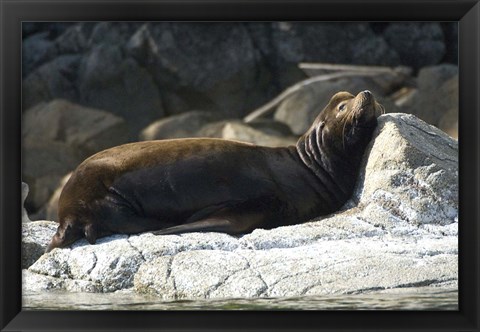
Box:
[360,90,373,103]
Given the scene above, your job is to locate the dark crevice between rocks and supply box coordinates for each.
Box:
[344,286,386,295]
[300,283,323,296]
[126,237,147,262]
[86,252,98,276]
[234,252,269,297]
[165,256,178,298]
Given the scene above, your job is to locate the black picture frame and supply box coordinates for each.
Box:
[1,0,479,331]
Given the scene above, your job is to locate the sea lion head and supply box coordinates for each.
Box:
[309,90,384,154]
[295,90,384,207]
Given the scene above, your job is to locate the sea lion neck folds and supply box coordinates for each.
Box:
[296,90,382,203]
[46,91,383,253]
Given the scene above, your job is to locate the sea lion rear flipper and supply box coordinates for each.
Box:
[152,208,265,236]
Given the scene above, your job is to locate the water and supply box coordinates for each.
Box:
[23,288,458,310]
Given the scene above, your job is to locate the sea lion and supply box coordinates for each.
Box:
[46,90,384,252]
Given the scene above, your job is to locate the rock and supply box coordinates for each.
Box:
[22,55,82,110]
[244,23,309,90]
[247,118,295,137]
[23,269,102,293]
[21,22,456,128]
[438,107,458,139]
[197,120,238,138]
[22,220,58,268]
[274,77,398,135]
[399,65,458,138]
[29,235,145,292]
[221,122,297,147]
[24,113,457,299]
[22,140,82,213]
[139,110,224,141]
[193,119,298,146]
[142,22,274,117]
[22,182,31,223]
[54,24,88,55]
[89,22,143,46]
[435,75,458,138]
[23,99,127,158]
[383,23,445,69]
[135,251,254,299]
[417,64,458,91]
[23,23,44,37]
[441,23,458,64]
[44,173,72,221]
[22,23,73,40]
[24,100,128,157]
[23,100,128,213]
[351,113,457,228]
[77,44,164,137]
[271,22,399,66]
[22,32,56,78]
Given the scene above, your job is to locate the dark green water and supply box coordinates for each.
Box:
[23,288,458,310]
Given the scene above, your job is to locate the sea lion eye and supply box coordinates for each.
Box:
[338,103,347,112]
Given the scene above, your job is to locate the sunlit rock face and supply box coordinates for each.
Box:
[23,113,457,298]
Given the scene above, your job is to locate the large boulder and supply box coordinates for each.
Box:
[131,23,275,117]
[196,120,297,146]
[89,22,143,46]
[22,182,58,269]
[22,29,164,139]
[22,140,81,214]
[22,55,82,111]
[397,64,458,138]
[270,22,400,66]
[383,23,446,69]
[139,110,224,141]
[22,221,58,269]
[23,100,128,157]
[22,23,72,39]
[220,122,297,147]
[351,113,457,227]
[23,113,457,298]
[22,22,457,128]
[441,23,458,64]
[43,173,72,221]
[22,100,128,213]
[77,44,164,137]
[22,24,90,79]
[22,32,57,78]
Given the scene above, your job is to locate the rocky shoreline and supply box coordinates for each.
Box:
[22,113,458,299]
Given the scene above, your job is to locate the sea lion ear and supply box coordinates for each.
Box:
[84,224,97,244]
